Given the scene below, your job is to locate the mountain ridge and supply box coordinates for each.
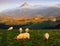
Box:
[0,3,60,19]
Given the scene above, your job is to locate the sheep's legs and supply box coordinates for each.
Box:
[44,38,48,41]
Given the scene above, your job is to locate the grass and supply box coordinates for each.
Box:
[0,29,60,46]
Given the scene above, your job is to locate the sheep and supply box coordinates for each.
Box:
[44,33,49,41]
[16,33,24,40]
[19,28,23,33]
[23,33,30,39]
[15,33,30,40]
[8,27,13,31]
[25,28,29,33]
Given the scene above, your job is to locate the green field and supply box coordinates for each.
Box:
[0,29,60,46]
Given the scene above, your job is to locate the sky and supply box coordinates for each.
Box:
[0,0,60,12]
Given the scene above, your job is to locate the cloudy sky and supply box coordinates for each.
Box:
[0,0,60,12]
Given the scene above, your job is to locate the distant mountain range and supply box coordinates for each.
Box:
[0,2,60,19]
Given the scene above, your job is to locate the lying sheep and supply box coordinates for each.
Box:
[44,33,49,41]
[15,33,30,40]
[19,28,23,33]
[8,27,13,31]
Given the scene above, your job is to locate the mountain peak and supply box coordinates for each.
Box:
[20,1,29,8]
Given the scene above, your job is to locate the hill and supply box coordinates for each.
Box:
[28,21,60,29]
[0,21,60,29]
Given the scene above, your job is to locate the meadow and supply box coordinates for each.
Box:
[0,29,60,46]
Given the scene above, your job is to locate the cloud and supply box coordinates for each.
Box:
[0,0,60,2]
[0,0,60,4]
[0,0,17,4]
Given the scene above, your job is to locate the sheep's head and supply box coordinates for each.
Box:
[19,28,23,33]
[44,33,49,41]
[14,36,19,40]
[25,28,29,33]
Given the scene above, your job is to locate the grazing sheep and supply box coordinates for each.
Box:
[44,33,49,41]
[23,33,30,39]
[16,33,30,40]
[25,28,29,33]
[8,27,13,31]
[16,33,24,40]
[19,28,23,33]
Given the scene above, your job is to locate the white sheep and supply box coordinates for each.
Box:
[19,28,23,33]
[16,33,24,40]
[23,33,30,39]
[8,27,13,31]
[44,33,49,41]
[15,33,30,40]
[25,28,29,33]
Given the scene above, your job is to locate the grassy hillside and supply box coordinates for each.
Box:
[28,21,60,29]
[0,29,60,46]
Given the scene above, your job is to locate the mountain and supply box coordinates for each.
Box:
[20,1,32,8]
[40,7,60,17]
[0,2,60,19]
